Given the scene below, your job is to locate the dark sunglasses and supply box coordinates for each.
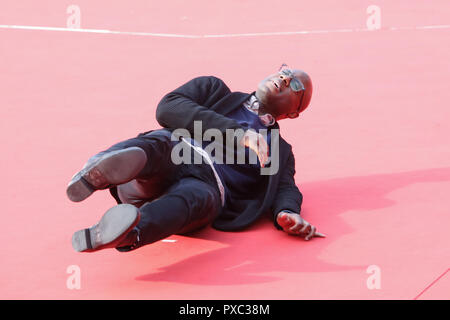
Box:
[278,64,305,118]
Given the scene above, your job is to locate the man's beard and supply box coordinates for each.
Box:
[257,100,281,119]
[255,88,283,119]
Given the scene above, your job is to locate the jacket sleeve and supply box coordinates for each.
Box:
[271,148,303,230]
[156,76,244,135]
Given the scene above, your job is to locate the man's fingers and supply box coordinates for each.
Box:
[286,215,302,232]
[257,136,269,168]
[279,213,326,240]
[277,213,294,229]
[305,225,316,241]
[314,232,326,238]
[300,222,310,233]
[279,214,303,234]
[294,220,310,234]
[278,213,326,240]
[243,131,269,168]
[245,136,266,168]
[258,153,266,168]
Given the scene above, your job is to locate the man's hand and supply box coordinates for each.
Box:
[276,212,326,240]
[240,129,269,167]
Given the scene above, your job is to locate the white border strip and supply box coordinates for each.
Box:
[0,24,449,38]
[0,24,200,38]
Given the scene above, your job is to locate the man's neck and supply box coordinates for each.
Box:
[245,95,275,126]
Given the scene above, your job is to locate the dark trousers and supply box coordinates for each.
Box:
[95,130,222,251]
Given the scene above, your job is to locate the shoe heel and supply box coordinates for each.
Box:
[71,204,140,253]
[66,147,147,203]
[67,176,95,203]
[72,228,93,252]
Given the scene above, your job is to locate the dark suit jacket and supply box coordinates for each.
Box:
[156,76,303,231]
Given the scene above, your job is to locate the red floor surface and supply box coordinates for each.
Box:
[1,0,449,299]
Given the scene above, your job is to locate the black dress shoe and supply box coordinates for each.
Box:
[72,204,141,252]
[66,147,147,202]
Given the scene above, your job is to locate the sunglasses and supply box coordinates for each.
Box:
[278,64,305,118]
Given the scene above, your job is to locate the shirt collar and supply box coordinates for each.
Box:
[243,94,276,127]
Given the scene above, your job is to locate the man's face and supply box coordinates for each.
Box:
[255,68,312,120]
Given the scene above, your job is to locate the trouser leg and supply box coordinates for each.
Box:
[109,130,181,205]
[97,129,177,180]
[116,177,222,252]
[67,129,178,202]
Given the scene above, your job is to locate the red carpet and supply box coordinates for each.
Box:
[1,0,449,299]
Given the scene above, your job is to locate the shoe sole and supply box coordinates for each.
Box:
[72,204,141,252]
[66,147,147,202]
